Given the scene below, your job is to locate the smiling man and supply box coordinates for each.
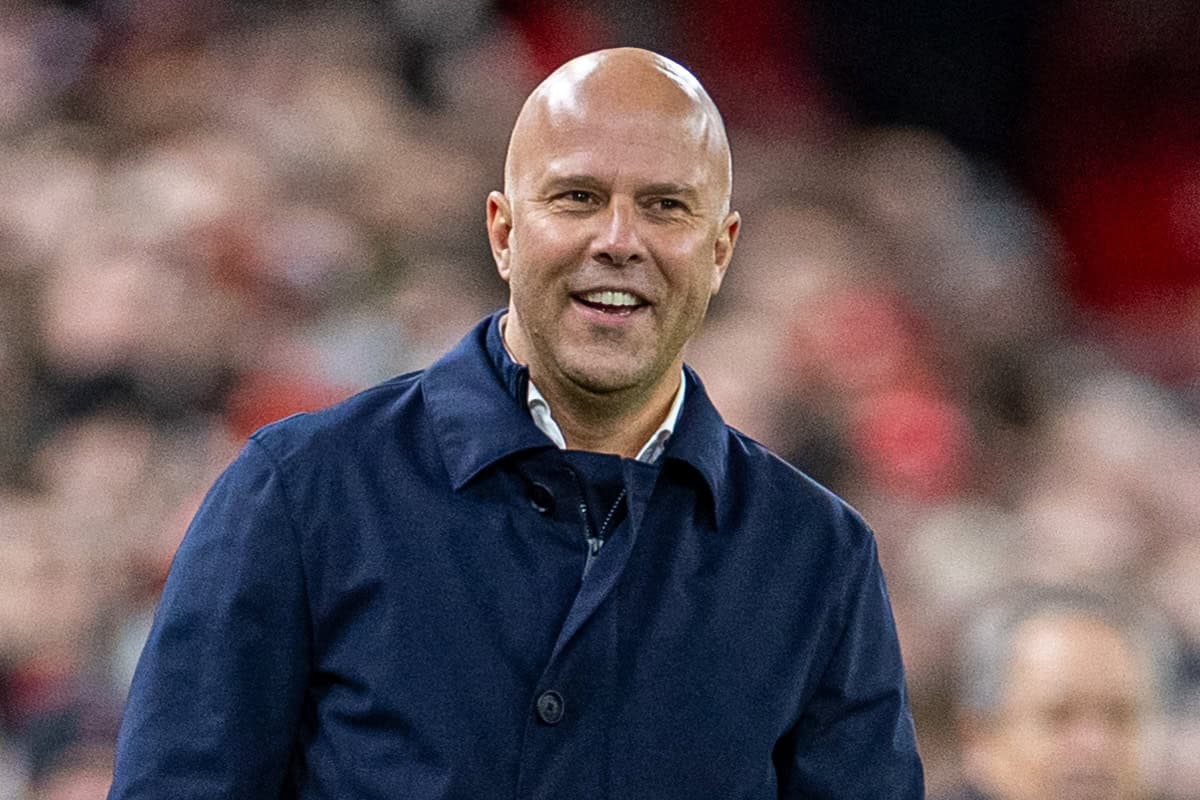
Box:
[489,50,739,458]
[109,49,924,799]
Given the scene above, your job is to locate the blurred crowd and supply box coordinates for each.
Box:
[0,1,1197,798]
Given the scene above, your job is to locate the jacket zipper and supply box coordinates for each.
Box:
[572,469,626,576]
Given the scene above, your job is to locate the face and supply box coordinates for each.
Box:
[972,613,1149,800]
[488,54,739,406]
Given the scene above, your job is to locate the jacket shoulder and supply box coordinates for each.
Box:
[247,370,427,467]
[723,425,874,547]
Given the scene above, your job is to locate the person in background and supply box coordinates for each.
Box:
[940,585,1165,800]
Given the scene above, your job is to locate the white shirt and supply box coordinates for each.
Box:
[526,373,686,463]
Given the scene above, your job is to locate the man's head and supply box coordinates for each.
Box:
[487,48,739,414]
[959,586,1162,800]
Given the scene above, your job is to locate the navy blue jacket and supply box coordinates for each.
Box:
[109,313,924,799]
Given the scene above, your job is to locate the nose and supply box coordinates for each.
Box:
[590,199,644,266]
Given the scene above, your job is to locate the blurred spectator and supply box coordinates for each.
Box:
[939,586,1173,800]
[0,494,121,799]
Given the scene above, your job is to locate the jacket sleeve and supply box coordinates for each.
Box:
[108,437,312,799]
[776,533,925,799]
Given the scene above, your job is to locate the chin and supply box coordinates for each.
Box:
[559,358,658,396]
[566,369,647,396]
[555,348,659,394]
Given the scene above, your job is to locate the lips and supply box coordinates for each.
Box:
[573,288,649,315]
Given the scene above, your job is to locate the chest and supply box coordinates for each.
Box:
[288,458,840,798]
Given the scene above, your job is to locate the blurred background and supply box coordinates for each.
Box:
[0,1,1197,797]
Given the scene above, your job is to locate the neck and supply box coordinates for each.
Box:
[500,312,679,458]
[538,369,680,458]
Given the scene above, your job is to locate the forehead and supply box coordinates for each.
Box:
[513,109,725,204]
[507,52,729,195]
[1004,613,1145,708]
[532,109,715,183]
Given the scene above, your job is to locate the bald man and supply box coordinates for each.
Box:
[939,587,1159,800]
[109,49,923,799]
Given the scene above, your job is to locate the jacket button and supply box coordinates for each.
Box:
[536,690,565,725]
[528,482,555,514]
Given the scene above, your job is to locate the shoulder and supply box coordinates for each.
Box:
[725,428,851,507]
[672,367,871,553]
[720,425,875,555]
[247,369,428,470]
[708,427,897,674]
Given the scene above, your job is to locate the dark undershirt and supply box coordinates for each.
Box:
[559,449,628,544]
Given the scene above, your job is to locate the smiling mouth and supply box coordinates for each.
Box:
[573,289,648,316]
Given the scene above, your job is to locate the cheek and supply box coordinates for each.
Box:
[515,217,588,265]
[672,255,722,307]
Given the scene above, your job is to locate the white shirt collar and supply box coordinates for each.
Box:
[526,372,685,463]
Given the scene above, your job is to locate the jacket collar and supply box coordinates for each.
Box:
[421,311,728,517]
[664,363,729,521]
[421,311,549,490]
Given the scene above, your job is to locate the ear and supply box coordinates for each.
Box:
[710,210,741,294]
[487,191,514,281]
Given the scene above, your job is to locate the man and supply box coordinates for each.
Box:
[941,586,1160,800]
[108,48,923,798]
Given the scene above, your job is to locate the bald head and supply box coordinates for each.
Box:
[504,48,732,213]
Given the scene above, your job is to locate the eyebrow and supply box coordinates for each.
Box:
[638,183,702,204]
[539,174,607,195]
[539,175,703,205]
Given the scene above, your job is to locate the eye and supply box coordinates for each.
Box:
[560,190,596,205]
[649,197,688,213]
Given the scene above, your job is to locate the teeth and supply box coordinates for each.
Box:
[583,290,640,306]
